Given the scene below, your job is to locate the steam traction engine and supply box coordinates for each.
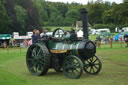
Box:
[26,8,102,79]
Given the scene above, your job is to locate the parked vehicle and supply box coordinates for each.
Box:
[92,28,110,35]
[122,27,128,32]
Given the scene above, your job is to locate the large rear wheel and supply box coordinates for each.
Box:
[26,43,50,76]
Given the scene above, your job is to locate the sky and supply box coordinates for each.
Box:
[46,0,123,5]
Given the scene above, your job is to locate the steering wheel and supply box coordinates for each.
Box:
[52,28,66,40]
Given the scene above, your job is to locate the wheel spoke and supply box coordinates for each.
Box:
[89,57,93,62]
[86,59,90,64]
[36,64,40,71]
[95,63,100,65]
[73,62,80,68]
[93,58,98,63]
[92,67,95,73]
[84,64,89,69]
[32,48,36,57]
[89,67,92,73]
[74,69,80,74]
[37,49,41,56]
[30,63,37,70]
[94,65,98,69]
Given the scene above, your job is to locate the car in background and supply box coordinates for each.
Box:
[92,28,110,35]
[122,27,128,32]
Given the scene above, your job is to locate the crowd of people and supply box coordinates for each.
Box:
[1,28,128,48]
[95,34,128,48]
[0,28,48,48]
[31,29,48,44]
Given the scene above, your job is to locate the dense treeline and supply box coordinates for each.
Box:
[0,0,128,34]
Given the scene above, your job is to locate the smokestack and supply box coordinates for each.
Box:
[81,8,89,40]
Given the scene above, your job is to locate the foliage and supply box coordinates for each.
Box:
[112,2,128,25]
[0,0,12,34]
[14,5,28,34]
[0,0,128,33]
[102,9,114,24]
[88,3,105,25]
[66,9,80,25]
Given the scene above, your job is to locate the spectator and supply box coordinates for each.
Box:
[23,39,28,48]
[41,29,48,40]
[32,29,41,44]
[2,41,7,48]
[124,34,128,47]
[9,36,14,47]
[28,39,32,47]
[96,36,102,48]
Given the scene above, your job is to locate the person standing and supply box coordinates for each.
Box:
[124,34,128,47]
[23,39,28,48]
[32,29,41,44]
[96,36,102,48]
[9,36,14,47]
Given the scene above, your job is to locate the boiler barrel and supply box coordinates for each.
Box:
[48,40,96,59]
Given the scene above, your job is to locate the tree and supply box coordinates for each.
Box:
[14,5,28,34]
[17,0,42,31]
[66,9,80,25]
[102,9,114,24]
[33,0,48,25]
[112,2,128,25]
[103,1,111,10]
[0,0,12,33]
[53,2,68,17]
[123,0,128,3]
[88,3,105,25]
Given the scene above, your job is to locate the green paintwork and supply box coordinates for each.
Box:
[48,40,81,56]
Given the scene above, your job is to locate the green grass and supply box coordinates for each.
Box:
[0,45,128,85]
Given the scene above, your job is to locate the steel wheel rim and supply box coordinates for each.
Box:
[84,55,102,75]
[63,56,83,79]
[26,44,45,75]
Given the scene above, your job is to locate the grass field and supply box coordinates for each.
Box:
[0,44,128,85]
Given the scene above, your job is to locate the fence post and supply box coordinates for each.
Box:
[110,38,112,48]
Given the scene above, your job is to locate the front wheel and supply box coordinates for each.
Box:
[84,55,102,75]
[63,55,83,79]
